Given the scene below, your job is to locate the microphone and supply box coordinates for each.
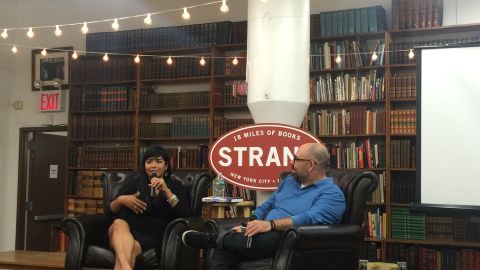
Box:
[150,172,157,197]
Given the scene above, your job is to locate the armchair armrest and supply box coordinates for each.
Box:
[273,224,363,270]
[161,217,205,270]
[61,214,112,270]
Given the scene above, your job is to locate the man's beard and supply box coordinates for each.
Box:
[291,170,306,183]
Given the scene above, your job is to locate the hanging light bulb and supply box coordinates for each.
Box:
[134,54,140,63]
[220,0,229,13]
[166,56,173,65]
[335,55,342,64]
[408,49,415,60]
[11,45,17,53]
[81,22,89,34]
[1,29,8,39]
[371,51,378,62]
[27,27,34,38]
[144,13,152,25]
[54,25,62,36]
[112,18,119,31]
[41,48,47,56]
[199,57,206,66]
[182,7,191,20]
[103,53,109,62]
[232,57,239,65]
[72,51,78,60]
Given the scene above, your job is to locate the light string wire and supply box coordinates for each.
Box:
[1,41,414,60]
[1,0,226,31]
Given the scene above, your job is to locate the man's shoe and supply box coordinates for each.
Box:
[182,230,218,249]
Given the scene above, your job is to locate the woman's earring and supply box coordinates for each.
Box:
[164,171,169,177]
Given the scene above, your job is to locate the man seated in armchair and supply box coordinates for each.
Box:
[182,142,346,270]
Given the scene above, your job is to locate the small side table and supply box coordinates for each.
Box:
[206,201,254,219]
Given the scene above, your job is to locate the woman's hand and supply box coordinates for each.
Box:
[120,192,147,214]
[149,176,167,192]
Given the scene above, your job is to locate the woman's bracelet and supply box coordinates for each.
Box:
[167,194,179,206]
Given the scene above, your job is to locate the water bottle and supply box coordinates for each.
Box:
[212,173,225,197]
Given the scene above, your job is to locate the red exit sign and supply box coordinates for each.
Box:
[39,90,64,112]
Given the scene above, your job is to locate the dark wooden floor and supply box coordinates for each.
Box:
[0,251,64,270]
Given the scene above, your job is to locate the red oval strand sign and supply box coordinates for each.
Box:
[209,123,321,191]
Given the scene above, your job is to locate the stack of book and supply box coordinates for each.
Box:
[390,207,426,240]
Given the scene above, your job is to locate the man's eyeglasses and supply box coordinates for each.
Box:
[293,155,317,165]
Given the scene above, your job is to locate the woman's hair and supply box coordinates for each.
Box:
[141,145,172,177]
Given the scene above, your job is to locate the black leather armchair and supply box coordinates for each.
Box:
[203,170,378,270]
[62,172,211,270]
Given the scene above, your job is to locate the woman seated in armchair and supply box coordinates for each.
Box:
[107,146,191,270]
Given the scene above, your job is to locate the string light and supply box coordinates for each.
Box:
[232,57,239,65]
[27,27,34,38]
[54,25,62,37]
[335,55,342,64]
[182,7,191,20]
[144,13,152,25]
[134,54,140,63]
[11,45,17,53]
[1,29,7,39]
[103,53,109,62]
[408,49,415,59]
[199,57,206,66]
[72,51,78,59]
[167,56,173,65]
[41,48,47,56]
[371,51,378,62]
[112,18,119,31]
[81,22,89,34]
[220,0,229,13]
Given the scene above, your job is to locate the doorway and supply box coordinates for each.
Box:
[16,126,67,251]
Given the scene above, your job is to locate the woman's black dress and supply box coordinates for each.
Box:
[109,174,191,251]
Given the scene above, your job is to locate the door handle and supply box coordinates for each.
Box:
[33,214,64,221]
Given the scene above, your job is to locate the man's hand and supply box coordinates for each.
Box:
[245,220,272,237]
[120,192,147,214]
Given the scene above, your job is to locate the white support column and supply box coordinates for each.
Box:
[247,0,310,204]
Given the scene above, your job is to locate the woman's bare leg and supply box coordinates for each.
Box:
[108,219,142,270]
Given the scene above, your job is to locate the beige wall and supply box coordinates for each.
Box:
[0,0,478,251]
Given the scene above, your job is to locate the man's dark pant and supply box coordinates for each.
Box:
[210,230,283,270]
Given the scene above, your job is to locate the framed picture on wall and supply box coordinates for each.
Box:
[31,47,73,91]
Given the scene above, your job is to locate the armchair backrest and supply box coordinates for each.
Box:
[328,170,379,225]
[102,171,138,215]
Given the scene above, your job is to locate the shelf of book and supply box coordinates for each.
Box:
[318,133,386,138]
[140,76,211,84]
[70,138,135,142]
[386,239,480,249]
[389,23,480,38]
[311,65,385,75]
[138,107,210,113]
[72,109,136,114]
[310,100,385,106]
[71,80,137,87]
[139,137,210,142]
[390,98,416,103]
[68,167,134,171]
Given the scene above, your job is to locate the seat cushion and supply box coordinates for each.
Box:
[84,245,159,269]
